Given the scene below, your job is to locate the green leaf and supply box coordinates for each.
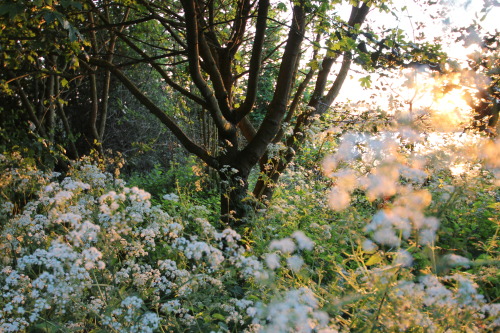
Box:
[307,60,319,71]
[366,252,383,266]
[0,3,25,18]
[247,294,261,301]
[61,0,83,10]
[487,202,500,209]
[359,75,372,88]
[68,25,81,42]
[330,43,341,51]
[212,313,226,321]
[343,37,357,50]
[277,2,287,11]
[44,11,60,24]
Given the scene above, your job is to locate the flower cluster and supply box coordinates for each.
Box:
[323,126,499,249]
[250,287,332,333]
[319,118,500,330]
[265,231,314,272]
[1,109,499,332]
[380,274,500,331]
[0,156,261,332]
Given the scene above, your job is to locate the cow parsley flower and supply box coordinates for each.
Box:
[394,249,413,267]
[265,253,281,270]
[163,193,179,202]
[362,239,378,253]
[269,238,296,254]
[286,255,304,272]
[328,187,351,211]
[292,231,314,251]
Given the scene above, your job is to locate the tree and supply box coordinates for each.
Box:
[0,0,85,165]
[463,29,500,133]
[1,0,446,227]
[0,0,118,162]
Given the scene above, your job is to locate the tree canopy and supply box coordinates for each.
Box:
[1,0,497,226]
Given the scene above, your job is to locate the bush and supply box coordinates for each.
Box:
[0,154,264,332]
[1,114,499,332]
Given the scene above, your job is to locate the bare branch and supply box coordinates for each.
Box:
[234,0,270,122]
[10,74,47,138]
[320,52,353,113]
[181,0,235,135]
[85,57,219,169]
[110,29,208,108]
[80,16,155,33]
[239,3,306,169]
[238,115,257,141]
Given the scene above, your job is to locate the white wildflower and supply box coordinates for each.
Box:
[328,187,351,211]
[286,255,304,272]
[269,238,296,254]
[372,228,401,247]
[394,249,413,267]
[265,253,281,270]
[362,239,378,253]
[442,254,471,268]
[163,193,179,202]
[292,231,314,251]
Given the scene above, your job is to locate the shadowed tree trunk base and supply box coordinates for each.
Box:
[219,167,253,230]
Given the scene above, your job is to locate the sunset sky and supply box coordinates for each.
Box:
[338,0,499,107]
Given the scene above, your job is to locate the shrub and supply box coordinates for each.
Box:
[1,114,499,332]
[0,154,263,332]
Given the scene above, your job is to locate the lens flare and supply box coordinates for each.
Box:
[405,70,484,132]
[430,86,473,131]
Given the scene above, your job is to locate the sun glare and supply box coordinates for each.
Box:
[405,71,478,132]
[429,85,473,131]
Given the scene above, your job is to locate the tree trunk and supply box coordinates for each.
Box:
[253,148,295,201]
[219,166,251,228]
[252,25,359,202]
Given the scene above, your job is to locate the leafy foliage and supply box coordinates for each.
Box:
[1,1,500,331]
[2,99,500,331]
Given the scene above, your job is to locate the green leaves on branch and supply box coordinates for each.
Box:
[359,75,371,88]
[0,0,85,43]
[0,3,24,19]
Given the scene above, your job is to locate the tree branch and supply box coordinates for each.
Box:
[234,0,269,122]
[10,74,48,138]
[227,0,252,53]
[136,0,187,47]
[181,0,235,135]
[238,115,257,141]
[282,31,322,128]
[80,16,155,33]
[110,29,208,108]
[99,7,131,140]
[85,57,219,169]
[239,3,306,170]
[319,52,352,113]
[197,27,233,120]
